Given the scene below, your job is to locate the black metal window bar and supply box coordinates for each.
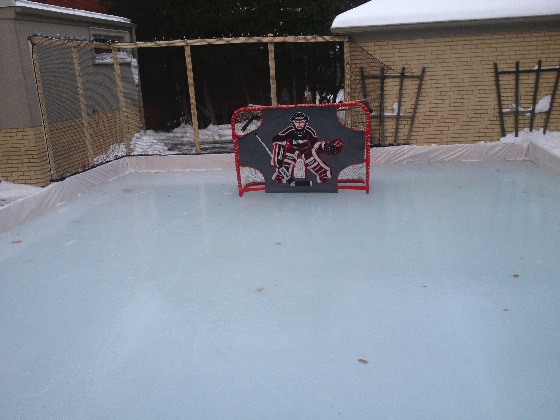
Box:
[360,66,426,146]
[494,60,560,137]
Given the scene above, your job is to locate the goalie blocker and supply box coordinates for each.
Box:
[231,102,371,196]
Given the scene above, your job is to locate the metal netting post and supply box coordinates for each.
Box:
[184,44,201,154]
[344,39,351,101]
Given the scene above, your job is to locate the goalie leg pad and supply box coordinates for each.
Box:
[304,149,331,183]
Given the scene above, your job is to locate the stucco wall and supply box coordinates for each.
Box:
[348,23,560,145]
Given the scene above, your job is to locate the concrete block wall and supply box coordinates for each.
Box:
[351,28,560,146]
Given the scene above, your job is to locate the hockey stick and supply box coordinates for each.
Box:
[254,133,312,187]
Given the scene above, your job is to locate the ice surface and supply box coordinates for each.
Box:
[1,162,559,418]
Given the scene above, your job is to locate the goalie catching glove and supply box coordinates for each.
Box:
[323,139,344,155]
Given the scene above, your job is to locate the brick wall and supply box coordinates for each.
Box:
[0,127,51,186]
[0,106,142,185]
[352,28,560,146]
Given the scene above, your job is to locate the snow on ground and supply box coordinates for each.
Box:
[131,123,236,155]
[0,180,42,207]
[499,128,560,157]
[1,127,559,207]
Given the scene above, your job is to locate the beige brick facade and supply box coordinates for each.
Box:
[0,127,51,186]
[0,106,142,185]
[351,28,560,146]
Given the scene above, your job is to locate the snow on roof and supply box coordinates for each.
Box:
[0,0,131,24]
[332,0,560,31]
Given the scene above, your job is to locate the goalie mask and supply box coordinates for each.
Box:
[290,112,309,132]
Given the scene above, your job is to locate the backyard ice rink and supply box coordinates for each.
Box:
[1,152,560,419]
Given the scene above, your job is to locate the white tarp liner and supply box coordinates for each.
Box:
[1,142,558,234]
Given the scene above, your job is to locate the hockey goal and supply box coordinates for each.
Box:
[231,102,370,196]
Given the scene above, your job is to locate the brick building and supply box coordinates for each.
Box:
[332,1,560,146]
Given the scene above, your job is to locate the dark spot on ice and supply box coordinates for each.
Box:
[256,287,265,292]
[276,242,282,245]
[358,359,368,364]
[512,274,520,278]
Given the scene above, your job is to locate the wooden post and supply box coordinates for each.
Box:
[344,39,351,101]
[514,61,520,137]
[72,46,94,165]
[29,40,57,180]
[268,42,277,106]
[112,46,130,154]
[184,45,201,154]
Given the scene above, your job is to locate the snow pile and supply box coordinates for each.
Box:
[535,95,552,113]
[131,123,235,155]
[331,0,560,30]
[93,143,126,165]
[131,132,171,155]
[505,95,551,115]
[500,129,560,157]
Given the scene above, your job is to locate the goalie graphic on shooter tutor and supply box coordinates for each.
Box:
[271,112,344,184]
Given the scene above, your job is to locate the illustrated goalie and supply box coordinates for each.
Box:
[271,112,344,184]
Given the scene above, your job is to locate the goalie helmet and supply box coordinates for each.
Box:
[290,112,309,132]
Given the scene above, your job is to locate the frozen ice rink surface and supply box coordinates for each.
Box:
[1,160,559,419]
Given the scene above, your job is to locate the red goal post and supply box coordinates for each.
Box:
[231,102,371,196]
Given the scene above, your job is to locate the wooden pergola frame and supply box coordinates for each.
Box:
[120,35,350,153]
[30,35,350,155]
